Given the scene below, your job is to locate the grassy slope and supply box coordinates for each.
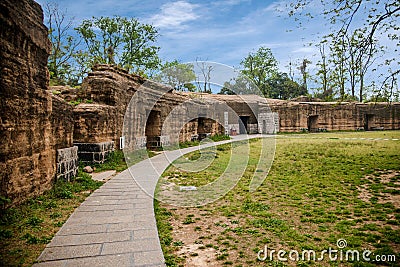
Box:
[0,172,103,266]
[156,131,400,266]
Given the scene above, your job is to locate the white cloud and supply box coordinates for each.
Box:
[149,1,200,29]
[211,0,250,10]
[292,46,316,54]
[263,0,287,14]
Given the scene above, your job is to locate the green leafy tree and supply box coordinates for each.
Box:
[71,50,92,85]
[75,16,160,75]
[219,81,235,95]
[329,34,347,100]
[227,47,305,99]
[45,3,80,85]
[288,0,400,101]
[240,46,278,97]
[314,42,335,100]
[219,75,259,95]
[268,72,306,100]
[121,18,160,74]
[298,58,311,93]
[156,60,196,91]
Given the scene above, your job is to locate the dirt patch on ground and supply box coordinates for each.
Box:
[357,170,400,209]
[379,171,400,184]
[176,244,218,266]
[357,184,374,203]
[166,207,234,266]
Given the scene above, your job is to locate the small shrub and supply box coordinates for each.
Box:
[22,233,52,244]
[0,195,11,209]
[68,98,82,106]
[93,150,127,172]
[0,229,13,239]
[50,212,62,219]
[26,216,43,227]
[216,253,229,260]
[210,134,230,142]
[54,221,64,227]
[173,241,183,246]
[54,186,73,199]
[183,216,194,224]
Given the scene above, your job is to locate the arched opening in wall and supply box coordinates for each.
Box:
[197,117,224,140]
[239,116,249,134]
[179,118,225,143]
[307,115,319,132]
[145,109,161,149]
[365,114,375,130]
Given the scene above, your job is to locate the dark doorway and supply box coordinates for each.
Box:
[239,116,249,134]
[146,110,161,148]
[198,117,205,133]
[307,115,319,132]
[365,114,375,130]
[197,117,207,140]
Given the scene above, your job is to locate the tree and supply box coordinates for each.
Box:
[219,74,259,95]
[268,72,306,100]
[287,58,295,81]
[321,27,381,101]
[298,58,311,93]
[75,16,160,75]
[121,18,160,74]
[220,70,304,99]
[72,50,92,85]
[329,33,347,100]
[45,3,80,85]
[288,0,400,100]
[156,60,196,91]
[219,81,235,95]
[241,46,278,97]
[195,60,213,93]
[316,43,330,97]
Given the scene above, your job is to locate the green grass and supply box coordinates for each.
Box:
[0,171,103,267]
[210,134,231,142]
[173,134,230,149]
[90,149,156,173]
[154,200,184,266]
[91,150,128,172]
[155,130,400,266]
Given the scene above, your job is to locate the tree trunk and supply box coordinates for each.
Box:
[359,73,364,102]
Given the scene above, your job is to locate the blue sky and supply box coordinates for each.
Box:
[35,0,399,94]
[36,0,326,78]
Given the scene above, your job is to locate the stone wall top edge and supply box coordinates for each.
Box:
[1,0,51,53]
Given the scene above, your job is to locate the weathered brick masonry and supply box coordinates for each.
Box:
[268,99,400,132]
[0,0,77,205]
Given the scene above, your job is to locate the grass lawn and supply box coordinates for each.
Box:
[155,130,400,266]
[0,172,103,266]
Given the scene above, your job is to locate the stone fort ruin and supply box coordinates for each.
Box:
[1,0,400,206]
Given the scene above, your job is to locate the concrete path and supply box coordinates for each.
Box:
[91,170,117,182]
[35,135,264,267]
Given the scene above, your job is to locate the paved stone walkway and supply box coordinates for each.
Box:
[35,135,260,267]
[91,170,117,182]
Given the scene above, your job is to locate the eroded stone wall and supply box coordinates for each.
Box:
[0,0,75,205]
[74,65,226,151]
[268,100,400,132]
